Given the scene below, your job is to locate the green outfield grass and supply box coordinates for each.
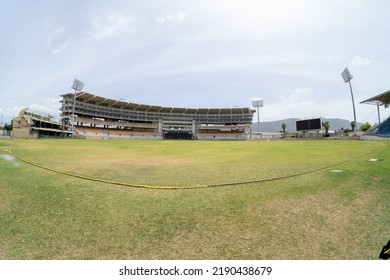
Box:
[0,139,389,259]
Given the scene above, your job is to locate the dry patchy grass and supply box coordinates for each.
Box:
[1,139,389,260]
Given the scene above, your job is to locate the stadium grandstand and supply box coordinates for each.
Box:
[60,92,255,140]
[361,89,390,138]
[12,108,72,139]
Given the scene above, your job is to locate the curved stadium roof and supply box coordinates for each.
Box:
[360,90,390,106]
[61,92,254,115]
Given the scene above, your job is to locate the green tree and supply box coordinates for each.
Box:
[351,121,355,132]
[281,123,286,137]
[359,122,371,132]
[322,121,330,137]
[4,123,12,130]
[3,123,12,136]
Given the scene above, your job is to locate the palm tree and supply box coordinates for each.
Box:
[281,123,286,138]
[3,123,12,136]
[322,121,330,137]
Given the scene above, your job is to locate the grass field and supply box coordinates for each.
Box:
[0,138,389,259]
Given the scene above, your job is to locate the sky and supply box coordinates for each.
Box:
[1,0,390,125]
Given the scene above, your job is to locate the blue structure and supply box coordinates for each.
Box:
[366,116,390,137]
[361,90,390,137]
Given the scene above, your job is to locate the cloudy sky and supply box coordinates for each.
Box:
[1,0,389,125]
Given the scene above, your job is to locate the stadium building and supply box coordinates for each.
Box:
[60,92,255,140]
[12,108,72,139]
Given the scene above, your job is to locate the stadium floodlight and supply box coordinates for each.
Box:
[252,98,263,138]
[72,79,84,92]
[341,67,357,135]
[71,79,84,135]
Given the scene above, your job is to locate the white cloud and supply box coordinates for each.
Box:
[0,105,23,124]
[53,37,72,54]
[156,12,187,24]
[1,98,62,124]
[46,27,65,47]
[46,27,72,54]
[29,97,62,121]
[351,56,371,66]
[262,98,353,122]
[260,87,362,122]
[281,88,314,103]
[92,13,138,39]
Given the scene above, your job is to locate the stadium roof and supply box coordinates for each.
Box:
[360,90,390,106]
[61,92,255,115]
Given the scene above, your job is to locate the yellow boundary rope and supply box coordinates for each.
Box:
[5,143,206,190]
[4,142,382,190]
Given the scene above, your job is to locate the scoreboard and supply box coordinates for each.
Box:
[296,118,321,131]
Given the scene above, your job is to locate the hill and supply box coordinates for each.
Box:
[254,118,364,133]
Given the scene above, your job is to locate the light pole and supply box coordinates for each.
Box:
[377,104,381,124]
[252,98,263,138]
[71,79,84,134]
[341,67,357,135]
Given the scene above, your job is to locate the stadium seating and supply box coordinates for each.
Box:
[365,115,390,137]
[61,92,254,140]
[75,125,162,139]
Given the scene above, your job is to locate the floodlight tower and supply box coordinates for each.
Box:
[71,79,84,134]
[252,98,263,138]
[341,67,357,135]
